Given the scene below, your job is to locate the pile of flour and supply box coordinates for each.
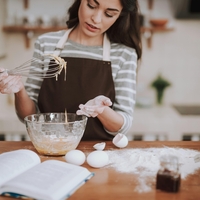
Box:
[105,147,200,193]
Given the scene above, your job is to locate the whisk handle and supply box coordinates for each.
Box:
[0,70,19,77]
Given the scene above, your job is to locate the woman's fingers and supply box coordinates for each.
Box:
[0,75,22,94]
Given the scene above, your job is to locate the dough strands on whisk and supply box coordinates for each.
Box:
[0,54,67,80]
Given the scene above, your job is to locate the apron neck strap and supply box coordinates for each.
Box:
[54,28,110,61]
[54,28,72,56]
[102,33,110,61]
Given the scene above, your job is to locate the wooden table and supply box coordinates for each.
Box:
[0,141,200,200]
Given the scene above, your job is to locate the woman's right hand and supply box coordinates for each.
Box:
[0,68,24,94]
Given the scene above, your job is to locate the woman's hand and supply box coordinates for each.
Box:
[0,68,24,94]
[76,95,112,117]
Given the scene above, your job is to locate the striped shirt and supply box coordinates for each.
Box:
[25,30,137,136]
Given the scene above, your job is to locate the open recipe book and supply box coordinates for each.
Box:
[0,149,94,200]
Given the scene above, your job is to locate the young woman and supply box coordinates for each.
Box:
[0,0,142,140]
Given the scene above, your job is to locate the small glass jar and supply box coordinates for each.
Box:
[156,155,181,192]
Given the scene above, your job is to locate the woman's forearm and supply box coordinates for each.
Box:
[14,87,36,120]
[97,107,124,132]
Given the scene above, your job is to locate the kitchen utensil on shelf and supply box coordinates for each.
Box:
[0,55,66,79]
[149,19,168,27]
[24,113,88,156]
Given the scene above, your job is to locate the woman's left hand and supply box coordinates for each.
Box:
[76,95,112,117]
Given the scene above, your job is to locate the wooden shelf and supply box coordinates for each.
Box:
[2,25,67,33]
[140,26,174,33]
[4,25,174,33]
[7,0,157,48]
[2,25,67,48]
[2,25,174,49]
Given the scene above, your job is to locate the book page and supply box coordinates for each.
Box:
[0,160,93,200]
[0,149,41,187]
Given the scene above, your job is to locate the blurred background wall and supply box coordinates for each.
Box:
[0,0,200,141]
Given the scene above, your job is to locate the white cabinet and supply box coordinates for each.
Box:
[0,102,28,141]
[127,105,200,141]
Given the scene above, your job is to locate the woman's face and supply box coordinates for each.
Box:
[78,0,122,38]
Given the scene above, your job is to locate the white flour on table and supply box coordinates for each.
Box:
[105,147,200,193]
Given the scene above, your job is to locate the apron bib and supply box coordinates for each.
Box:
[38,29,115,140]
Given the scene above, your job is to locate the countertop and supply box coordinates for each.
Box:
[0,141,200,200]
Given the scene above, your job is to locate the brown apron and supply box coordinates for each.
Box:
[38,29,115,141]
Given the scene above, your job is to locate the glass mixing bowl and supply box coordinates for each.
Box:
[24,113,87,156]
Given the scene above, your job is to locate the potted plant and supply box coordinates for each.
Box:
[151,74,171,104]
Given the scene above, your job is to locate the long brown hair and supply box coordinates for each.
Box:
[66,0,142,60]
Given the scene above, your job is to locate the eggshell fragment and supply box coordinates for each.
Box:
[65,150,86,166]
[93,142,106,150]
[87,151,109,168]
[112,133,128,148]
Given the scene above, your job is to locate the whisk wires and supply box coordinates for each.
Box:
[1,55,67,80]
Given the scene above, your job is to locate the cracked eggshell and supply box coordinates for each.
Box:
[65,150,86,166]
[87,151,109,168]
[112,133,128,148]
[93,142,106,150]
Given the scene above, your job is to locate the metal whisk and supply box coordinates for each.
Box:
[0,55,67,79]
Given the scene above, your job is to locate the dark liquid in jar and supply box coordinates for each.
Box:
[156,169,181,192]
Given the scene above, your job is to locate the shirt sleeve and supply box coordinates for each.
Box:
[15,38,45,122]
[24,38,45,113]
[105,48,137,136]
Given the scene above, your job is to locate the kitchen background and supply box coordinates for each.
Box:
[0,0,200,141]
